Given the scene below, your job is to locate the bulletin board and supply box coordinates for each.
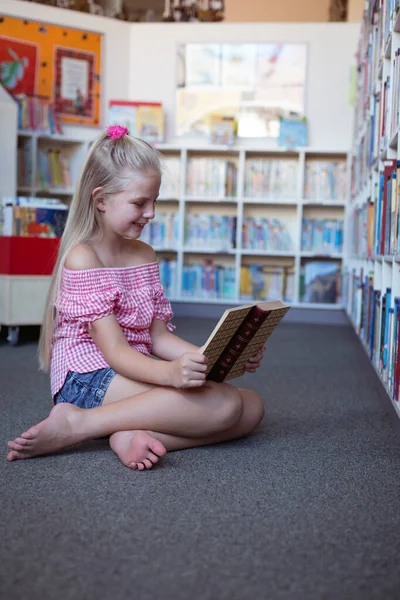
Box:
[0,14,102,127]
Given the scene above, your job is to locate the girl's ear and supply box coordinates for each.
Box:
[92,187,105,212]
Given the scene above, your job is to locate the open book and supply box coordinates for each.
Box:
[202,300,290,383]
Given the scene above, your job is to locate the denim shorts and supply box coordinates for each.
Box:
[54,367,117,409]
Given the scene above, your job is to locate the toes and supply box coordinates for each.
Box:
[7,450,26,461]
[150,439,167,457]
[21,426,39,440]
[8,441,27,452]
[129,462,137,469]
[143,458,153,469]
[137,463,145,471]
[16,437,31,447]
[147,452,159,465]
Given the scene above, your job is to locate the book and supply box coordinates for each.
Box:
[201,300,290,383]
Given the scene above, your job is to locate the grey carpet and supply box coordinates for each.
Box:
[2,318,400,600]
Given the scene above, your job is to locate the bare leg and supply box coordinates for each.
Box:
[7,380,244,463]
[108,388,263,469]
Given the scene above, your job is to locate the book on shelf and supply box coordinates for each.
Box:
[209,115,237,146]
[300,260,341,304]
[278,117,308,149]
[108,100,164,144]
[0,197,68,238]
[201,300,290,383]
[15,94,62,135]
[240,264,294,303]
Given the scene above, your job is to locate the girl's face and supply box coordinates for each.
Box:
[96,169,161,240]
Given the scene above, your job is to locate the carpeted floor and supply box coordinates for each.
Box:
[2,317,400,600]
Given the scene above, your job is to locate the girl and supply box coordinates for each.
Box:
[7,125,265,470]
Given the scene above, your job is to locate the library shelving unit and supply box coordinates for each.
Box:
[345,0,400,417]
[0,113,95,344]
[2,97,348,342]
[153,144,348,309]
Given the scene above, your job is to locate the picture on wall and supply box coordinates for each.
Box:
[0,37,38,95]
[54,48,96,121]
[0,15,102,127]
[177,42,307,140]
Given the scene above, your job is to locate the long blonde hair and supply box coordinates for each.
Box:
[38,130,162,372]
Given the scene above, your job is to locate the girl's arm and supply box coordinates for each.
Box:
[150,319,200,360]
[90,314,207,389]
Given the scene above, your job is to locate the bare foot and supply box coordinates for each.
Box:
[7,403,86,461]
[109,430,167,470]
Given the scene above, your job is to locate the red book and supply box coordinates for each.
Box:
[203,300,290,383]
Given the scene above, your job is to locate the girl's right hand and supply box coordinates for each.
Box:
[168,352,209,389]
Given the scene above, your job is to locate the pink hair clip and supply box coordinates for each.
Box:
[107,125,129,139]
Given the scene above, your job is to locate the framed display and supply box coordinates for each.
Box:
[0,15,102,127]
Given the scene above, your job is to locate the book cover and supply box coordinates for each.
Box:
[202,300,290,383]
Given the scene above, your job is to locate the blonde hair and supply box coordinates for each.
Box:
[38,131,162,372]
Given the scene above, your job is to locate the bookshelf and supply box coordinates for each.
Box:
[345,1,400,417]
[154,145,348,309]
[1,107,348,342]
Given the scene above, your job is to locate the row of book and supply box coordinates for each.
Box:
[160,157,181,198]
[240,265,294,303]
[37,150,72,190]
[15,95,63,135]
[158,258,178,297]
[242,218,294,252]
[304,161,347,201]
[139,213,179,248]
[162,157,347,200]
[182,263,237,300]
[349,159,400,257]
[0,197,68,238]
[244,159,298,198]
[186,158,238,197]
[349,269,400,402]
[301,218,344,254]
[184,214,237,250]
[17,143,33,187]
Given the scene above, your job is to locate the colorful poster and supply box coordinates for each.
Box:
[0,37,38,95]
[54,48,95,121]
[0,15,102,127]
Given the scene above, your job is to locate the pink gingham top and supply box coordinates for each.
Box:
[50,261,175,398]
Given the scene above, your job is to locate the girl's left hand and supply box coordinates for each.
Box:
[244,343,266,374]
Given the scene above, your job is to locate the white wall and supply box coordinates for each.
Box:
[2,2,359,152]
[2,0,131,141]
[129,22,360,151]
[0,86,17,199]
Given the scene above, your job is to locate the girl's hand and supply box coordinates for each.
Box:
[168,352,209,389]
[244,343,266,374]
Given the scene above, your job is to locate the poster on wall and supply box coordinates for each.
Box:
[55,48,96,122]
[0,15,102,127]
[177,42,307,140]
[0,37,38,95]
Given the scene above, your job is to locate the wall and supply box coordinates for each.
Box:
[0,86,17,200]
[225,0,330,22]
[348,0,365,21]
[129,22,359,151]
[2,0,131,141]
[2,2,359,151]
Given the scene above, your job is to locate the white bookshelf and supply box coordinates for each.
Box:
[345,1,400,417]
[16,130,92,202]
[154,145,348,307]
[1,114,348,343]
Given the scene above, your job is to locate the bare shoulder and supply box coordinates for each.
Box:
[130,240,157,265]
[65,243,103,270]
